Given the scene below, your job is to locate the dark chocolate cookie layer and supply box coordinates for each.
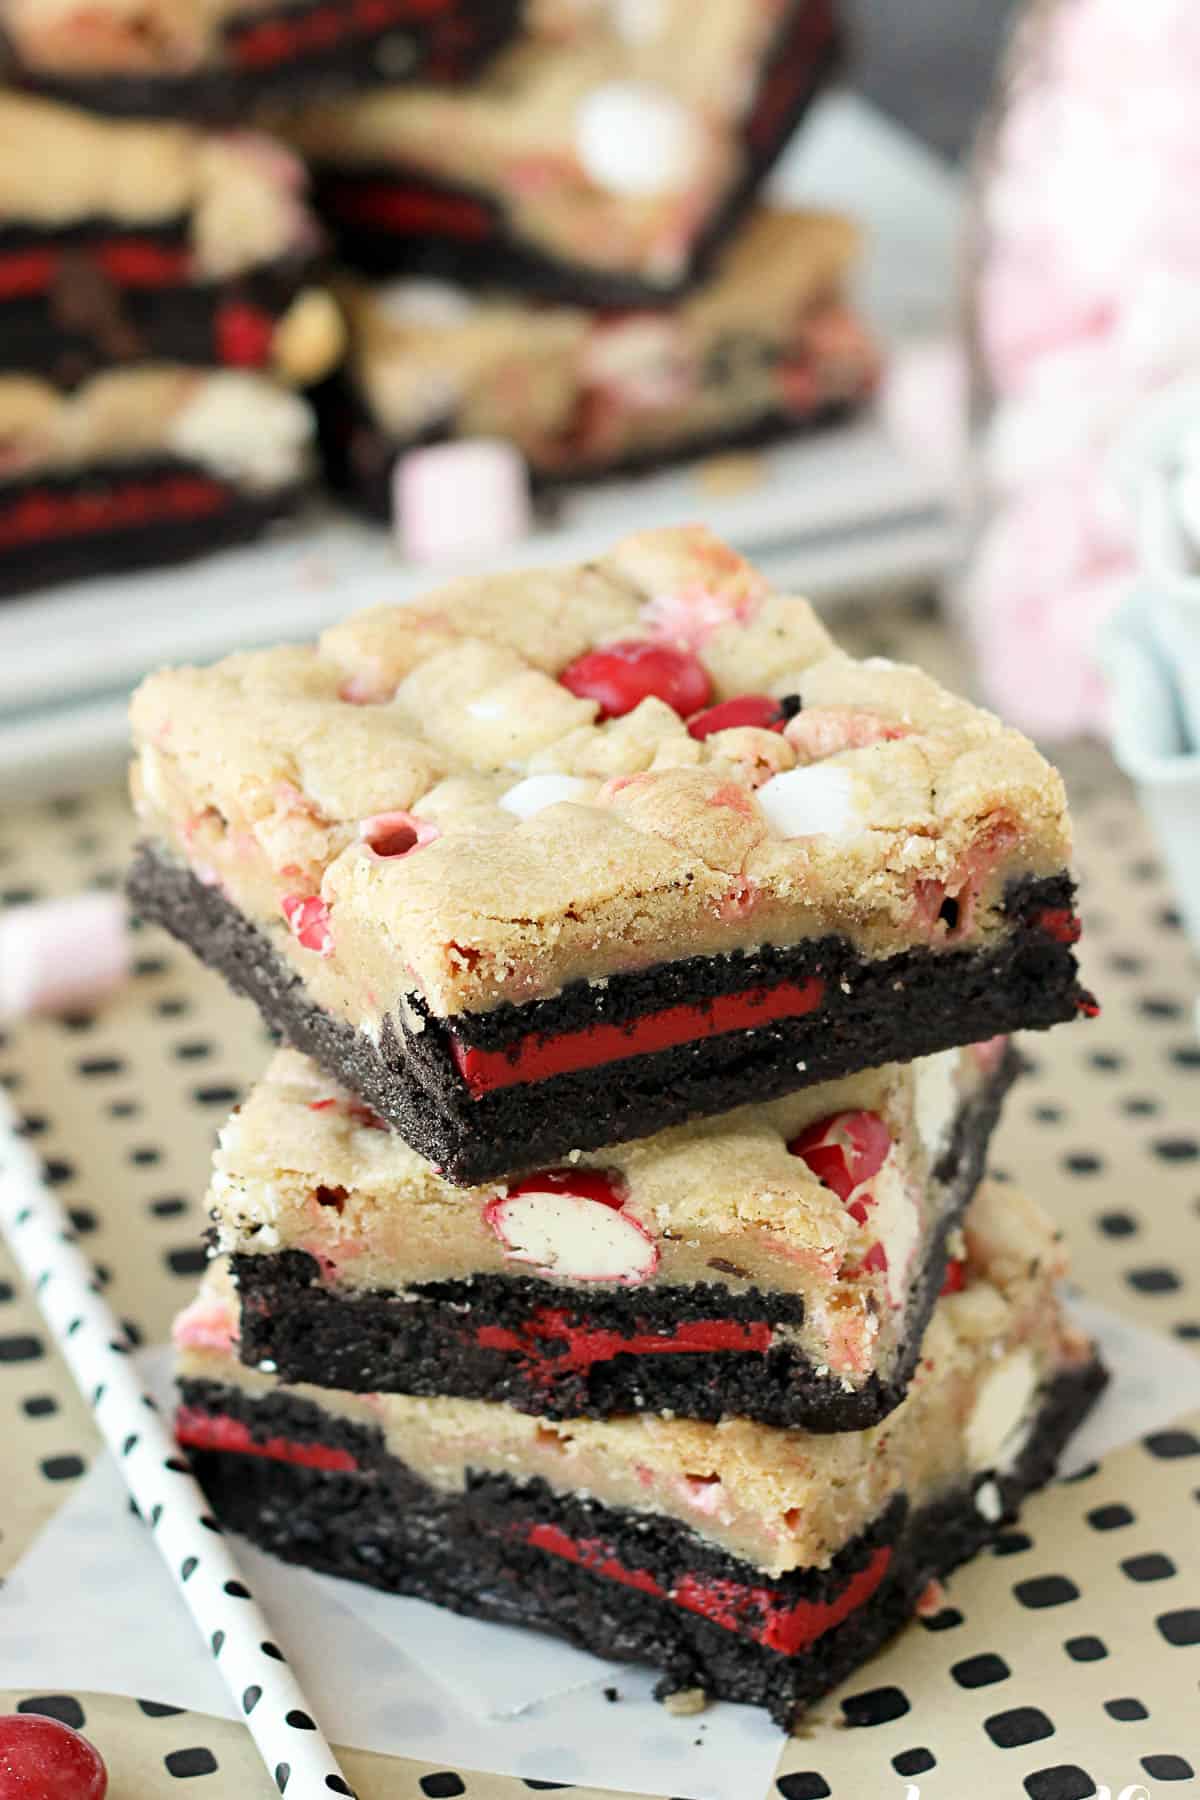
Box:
[0,227,313,388]
[180,1355,1107,1729]
[310,0,842,306]
[128,841,1090,1185]
[0,459,304,601]
[231,1045,1017,1428]
[311,365,859,520]
[3,0,522,121]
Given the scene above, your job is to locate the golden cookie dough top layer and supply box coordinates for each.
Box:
[0,367,316,491]
[341,208,865,455]
[209,1043,991,1380]
[131,525,1073,1023]
[0,94,316,278]
[288,3,811,285]
[178,1181,1084,1576]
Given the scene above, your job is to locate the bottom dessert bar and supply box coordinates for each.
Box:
[175,1184,1106,1727]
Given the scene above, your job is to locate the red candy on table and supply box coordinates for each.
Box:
[559,639,712,720]
[0,1712,108,1800]
[685,694,786,739]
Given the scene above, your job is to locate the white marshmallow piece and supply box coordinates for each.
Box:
[0,891,130,1020]
[755,765,860,840]
[499,775,595,820]
[375,278,476,331]
[965,1346,1038,1471]
[575,80,703,197]
[395,438,532,565]
[487,1190,659,1284]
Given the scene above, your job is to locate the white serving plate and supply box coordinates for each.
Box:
[0,93,961,797]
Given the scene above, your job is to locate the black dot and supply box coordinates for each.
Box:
[130,1146,162,1166]
[1123,1096,1158,1116]
[776,1780,831,1800]
[242,1685,261,1714]
[40,1454,85,1481]
[134,955,167,977]
[151,1196,188,1218]
[156,998,190,1017]
[17,1695,85,1729]
[260,1641,285,1661]
[180,1556,198,1581]
[138,1700,184,1717]
[991,1531,1033,1557]
[919,1605,963,1631]
[1121,1552,1176,1583]
[57,1012,94,1033]
[892,1749,935,1777]
[1088,1050,1123,1071]
[1023,1767,1095,1800]
[1140,996,1182,1020]
[1142,1755,1194,1781]
[199,1514,222,1534]
[841,1685,909,1726]
[1153,1137,1199,1163]
[985,1706,1055,1748]
[1156,1608,1200,1646]
[1145,1429,1200,1459]
[1064,1636,1107,1662]
[286,1710,315,1730]
[17,1113,48,1137]
[275,1764,289,1793]
[223,1581,251,1599]
[1175,1322,1200,1343]
[1104,1697,1148,1721]
[22,1395,58,1419]
[43,1158,75,1185]
[325,1782,354,1797]
[1033,1104,1063,1123]
[1159,905,1184,931]
[1063,1152,1103,1176]
[2,886,36,905]
[419,1779,466,1798]
[1086,1503,1134,1531]
[1171,1043,1200,1069]
[77,1056,124,1078]
[1126,1265,1182,1294]
[0,1280,11,1301]
[109,1099,139,1118]
[1096,1211,1138,1238]
[210,1630,224,1656]
[164,1747,218,1777]
[1016,1575,1079,1610]
[167,1246,207,1277]
[0,1333,44,1362]
[192,1084,240,1108]
[952,1653,1010,1688]
[174,1042,213,1062]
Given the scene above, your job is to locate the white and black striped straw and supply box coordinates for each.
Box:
[0,1089,355,1798]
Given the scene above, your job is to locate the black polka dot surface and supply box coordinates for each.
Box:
[0,688,1197,1797]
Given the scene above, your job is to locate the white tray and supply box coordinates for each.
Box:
[0,94,961,797]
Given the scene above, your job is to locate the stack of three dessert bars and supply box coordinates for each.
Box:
[129,522,1106,1729]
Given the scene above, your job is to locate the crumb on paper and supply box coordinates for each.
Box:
[662,1686,709,1717]
[693,451,767,497]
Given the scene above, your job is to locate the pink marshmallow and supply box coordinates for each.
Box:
[394,439,533,564]
[878,334,968,484]
[0,890,130,1020]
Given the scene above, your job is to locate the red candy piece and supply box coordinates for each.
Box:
[215,301,276,368]
[507,1166,627,1209]
[939,1258,966,1295]
[686,694,786,739]
[860,1241,889,1275]
[788,1110,892,1204]
[280,893,333,957]
[0,1713,108,1800]
[559,639,712,721]
[359,810,440,858]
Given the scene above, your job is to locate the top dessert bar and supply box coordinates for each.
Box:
[0,0,522,119]
[128,524,1092,1183]
[289,0,840,304]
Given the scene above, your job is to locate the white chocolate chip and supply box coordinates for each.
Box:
[375,279,476,330]
[966,1347,1038,1471]
[974,1478,1003,1523]
[913,1049,961,1165]
[499,774,595,819]
[755,765,859,839]
[486,1190,659,1284]
[575,80,703,197]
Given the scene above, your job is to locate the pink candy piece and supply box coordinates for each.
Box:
[0,891,129,1020]
[394,439,533,564]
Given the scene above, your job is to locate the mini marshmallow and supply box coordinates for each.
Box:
[965,1347,1038,1471]
[499,774,595,819]
[755,765,859,840]
[0,891,130,1020]
[395,438,532,564]
[575,80,703,197]
[375,279,476,331]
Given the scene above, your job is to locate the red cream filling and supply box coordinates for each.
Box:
[0,238,192,300]
[476,1309,772,1378]
[449,975,826,1097]
[522,1521,892,1656]
[320,177,493,242]
[175,1405,359,1473]
[230,0,464,68]
[0,472,229,551]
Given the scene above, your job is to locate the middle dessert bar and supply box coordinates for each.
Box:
[128,524,1092,1183]
[213,1039,1015,1430]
